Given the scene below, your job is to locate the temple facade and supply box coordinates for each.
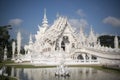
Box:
[22,9,99,64]
[17,9,120,65]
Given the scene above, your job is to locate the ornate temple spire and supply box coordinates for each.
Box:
[88,25,97,43]
[90,26,94,36]
[42,8,48,28]
[89,26,95,39]
[29,34,33,44]
[79,27,85,42]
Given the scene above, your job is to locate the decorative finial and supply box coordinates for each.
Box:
[90,25,93,31]
[44,8,47,20]
[29,34,33,44]
[90,25,94,35]
[42,8,48,27]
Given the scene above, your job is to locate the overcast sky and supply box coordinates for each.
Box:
[0,0,120,46]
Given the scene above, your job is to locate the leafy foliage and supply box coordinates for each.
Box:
[98,35,120,48]
[0,25,15,61]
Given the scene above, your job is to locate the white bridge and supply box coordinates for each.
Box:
[71,47,120,65]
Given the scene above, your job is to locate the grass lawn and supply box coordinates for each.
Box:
[0,60,56,68]
[6,64,56,68]
[0,60,14,67]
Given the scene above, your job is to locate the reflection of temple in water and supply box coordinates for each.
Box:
[10,67,120,80]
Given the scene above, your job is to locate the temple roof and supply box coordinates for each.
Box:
[41,16,78,43]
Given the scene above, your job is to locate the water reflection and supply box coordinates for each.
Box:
[7,67,120,80]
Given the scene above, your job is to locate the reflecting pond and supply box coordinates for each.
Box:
[5,67,120,80]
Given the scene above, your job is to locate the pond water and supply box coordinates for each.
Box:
[5,67,120,80]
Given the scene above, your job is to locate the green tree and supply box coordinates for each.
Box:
[98,35,120,48]
[0,25,14,62]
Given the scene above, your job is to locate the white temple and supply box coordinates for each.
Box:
[14,9,120,65]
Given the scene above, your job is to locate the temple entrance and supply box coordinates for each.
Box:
[61,36,70,51]
[61,41,65,51]
[92,56,97,60]
[77,55,83,59]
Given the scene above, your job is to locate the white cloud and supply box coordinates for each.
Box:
[8,18,23,26]
[76,9,86,17]
[69,18,88,29]
[69,19,88,27]
[103,16,120,27]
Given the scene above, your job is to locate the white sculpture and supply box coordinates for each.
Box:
[4,46,7,61]
[114,36,119,49]
[55,49,70,77]
[16,31,22,62]
[12,41,16,60]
